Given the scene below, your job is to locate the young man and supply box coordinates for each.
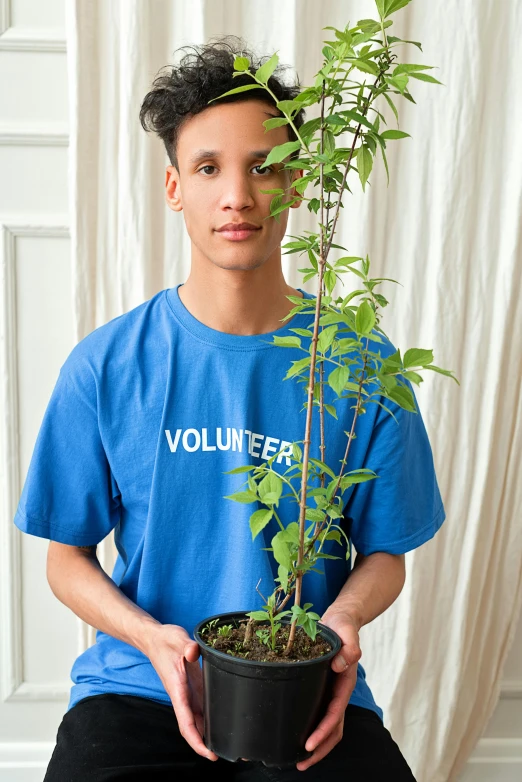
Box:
[14,38,445,780]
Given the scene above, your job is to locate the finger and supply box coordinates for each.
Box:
[332,634,361,673]
[194,710,205,737]
[186,658,204,702]
[305,668,355,752]
[170,658,218,761]
[297,723,344,771]
[332,652,349,673]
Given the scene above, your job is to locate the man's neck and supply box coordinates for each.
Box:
[177,275,303,336]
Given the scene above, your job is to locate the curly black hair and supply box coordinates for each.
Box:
[139,35,306,171]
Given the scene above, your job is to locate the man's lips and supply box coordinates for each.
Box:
[217,222,261,231]
[216,225,262,241]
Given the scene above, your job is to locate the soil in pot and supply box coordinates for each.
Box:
[205,618,332,662]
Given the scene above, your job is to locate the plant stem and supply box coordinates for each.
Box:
[285,80,328,655]
[244,617,254,647]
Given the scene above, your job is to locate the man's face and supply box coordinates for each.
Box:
[165,100,303,272]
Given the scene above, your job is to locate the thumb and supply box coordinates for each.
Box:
[332,652,349,673]
[183,640,200,663]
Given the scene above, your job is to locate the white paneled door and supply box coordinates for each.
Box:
[0,1,85,779]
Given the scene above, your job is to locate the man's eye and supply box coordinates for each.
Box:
[197,165,274,176]
[252,165,274,175]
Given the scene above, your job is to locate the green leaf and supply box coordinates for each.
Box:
[317,325,338,353]
[263,117,290,130]
[326,530,341,544]
[384,0,412,18]
[247,610,270,621]
[340,469,378,489]
[383,92,399,125]
[324,269,337,295]
[353,58,379,76]
[291,605,306,621]
[393,63,435,76]
[302,616,318,641]
[387,383,418,412]
[355,300,376,335]
[379,374,398,393]
[324,403,338,419]
[305,507,326,523]
[223,464,256,474]
[381,130,411,140]
[234,56,250,72]
[271,531,293,569]
[223,490,258,503]
[264,141,302,167]
[269,195,301,219]
[281,522,300,544]
[387,74,409,94]
[276,99,304,116]
[208,84,265,104]
[309,458,337,480]
[409,72,443,85]
[402,370,423,385]
[272,335,302,348]
[403,348,434,368]
[278,565,289,592]
[249,509,274,540]
[328,365,349,396]
[357,145,373,191]
[255,53,279,84]
[341,109,375,132]
[326,504,344,519]
[292,442,303,462]
[423,364,460,384]
[284,356,311,379]
[258,472,283,505]
[335,256,364,267]
[381,348,403,370]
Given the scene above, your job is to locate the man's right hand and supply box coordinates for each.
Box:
[144,624,218,761]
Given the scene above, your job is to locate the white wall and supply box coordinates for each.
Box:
[0,2,520,780]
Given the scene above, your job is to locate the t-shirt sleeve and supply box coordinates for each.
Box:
[345,376,446,557]
[13,358,122,546]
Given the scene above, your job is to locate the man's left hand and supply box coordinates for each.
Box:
[296,610,362,772]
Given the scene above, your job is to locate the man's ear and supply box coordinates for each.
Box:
[165,165,182,213]
[289,168,304,208]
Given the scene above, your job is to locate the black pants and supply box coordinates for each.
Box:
[44,693,417,781]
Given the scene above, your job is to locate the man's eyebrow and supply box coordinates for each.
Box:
[188,149,273,166]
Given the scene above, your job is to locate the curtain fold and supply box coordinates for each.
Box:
[65,2,522,780]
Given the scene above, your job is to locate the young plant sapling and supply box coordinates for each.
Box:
[205,0,459,660]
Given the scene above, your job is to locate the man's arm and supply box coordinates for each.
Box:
[46,541,218,761]
[296,551,406,772]
[47,541,161,651]
[323,550,406,631]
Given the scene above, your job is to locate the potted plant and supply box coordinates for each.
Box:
[193,0,458,767]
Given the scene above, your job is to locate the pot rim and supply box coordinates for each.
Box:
[193,609,342,668]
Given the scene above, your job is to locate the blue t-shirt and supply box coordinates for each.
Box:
[14,284,446,720]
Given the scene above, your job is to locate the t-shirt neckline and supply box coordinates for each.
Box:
[165,283,314,351]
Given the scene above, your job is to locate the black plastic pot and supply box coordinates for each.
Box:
[193,610,342,767]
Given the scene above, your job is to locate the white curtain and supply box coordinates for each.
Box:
[65,2,522,780]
